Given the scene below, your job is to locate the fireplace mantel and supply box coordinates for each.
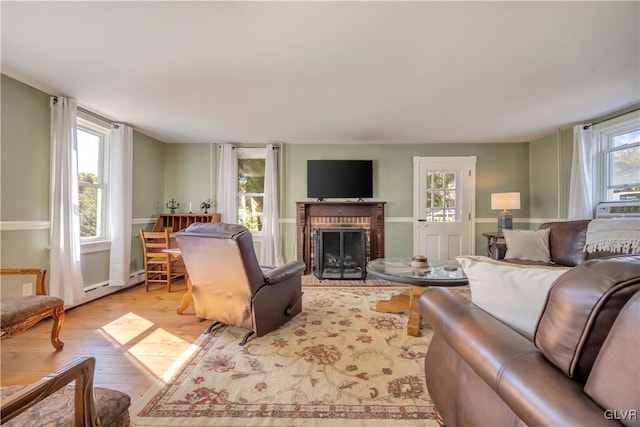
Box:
[296,201,385,275]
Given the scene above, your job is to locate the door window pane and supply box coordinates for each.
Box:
[425,170,458,222]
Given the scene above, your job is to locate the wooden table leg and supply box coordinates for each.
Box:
[375,286,428,336]
[407,286,428,336]
[176,276,193,315]
[375,289,411,314]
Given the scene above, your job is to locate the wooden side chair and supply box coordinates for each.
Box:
[1,356,131,426]
[0,268,64,351]
[139,229,185,292]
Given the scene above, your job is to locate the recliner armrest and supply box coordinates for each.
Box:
[263,261,306,285]
[420,288,617,427]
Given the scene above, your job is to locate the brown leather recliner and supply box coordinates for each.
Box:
[420,255,640,427]
[176,222,306,345]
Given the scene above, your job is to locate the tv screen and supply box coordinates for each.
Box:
[307,160,373,200]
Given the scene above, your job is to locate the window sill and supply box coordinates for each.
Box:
[81,240,111,254]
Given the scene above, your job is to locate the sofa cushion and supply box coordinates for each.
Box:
[583,292,640,426]
[535,255,640,382]
[458,256,570,340]
[539,220,590,266]
[503,228,551,263]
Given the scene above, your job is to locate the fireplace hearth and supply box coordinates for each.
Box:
[314,228,367,280]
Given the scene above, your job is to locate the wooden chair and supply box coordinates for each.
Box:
[1,356,131,426]
[139,229,185,292]
[0,268,64,351]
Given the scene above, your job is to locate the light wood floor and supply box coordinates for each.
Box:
[0,279,208,404]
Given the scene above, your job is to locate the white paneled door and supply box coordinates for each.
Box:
[413,156,476,260]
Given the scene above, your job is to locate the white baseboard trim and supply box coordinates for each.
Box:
[73,269,145,308]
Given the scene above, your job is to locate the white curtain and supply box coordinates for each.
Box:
[216,143,237,223]
[108,124,133,286]
[260,144,284,266]
[49,96,84,305]
[568,124,595,220]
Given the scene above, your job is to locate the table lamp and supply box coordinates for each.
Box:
[491,192,520,234]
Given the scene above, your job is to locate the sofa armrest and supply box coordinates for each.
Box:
[263,261,306,285]
[420,288,618,427]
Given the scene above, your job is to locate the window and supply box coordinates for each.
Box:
[424,171,457,222]
[77,115,110,245]
[595,111,640,202]
[237,148,265,232]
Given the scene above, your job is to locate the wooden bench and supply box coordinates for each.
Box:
[0,269,65,351]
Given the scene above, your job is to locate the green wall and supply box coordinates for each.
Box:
[1,75,52,295]
[281,143,530,258]
[4,73,637,295]
[164,143,216,213]
[1,75,167,296]
[528,104,639,229]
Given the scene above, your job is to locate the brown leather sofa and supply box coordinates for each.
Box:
[420,255,640,427]
[489,219,619,266]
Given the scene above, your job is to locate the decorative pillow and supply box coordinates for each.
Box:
[457,255,570,340]
[503,228,551,263]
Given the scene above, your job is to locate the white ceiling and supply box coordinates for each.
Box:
[2,1,639,144]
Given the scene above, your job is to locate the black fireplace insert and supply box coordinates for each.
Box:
[313,228,367,280]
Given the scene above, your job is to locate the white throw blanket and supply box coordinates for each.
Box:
[585,218,640,254]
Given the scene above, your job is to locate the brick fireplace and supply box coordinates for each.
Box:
[296,201,386,275]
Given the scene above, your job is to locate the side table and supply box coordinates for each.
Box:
[481,232,503,257]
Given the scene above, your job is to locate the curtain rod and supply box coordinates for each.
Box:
[217,144,280,149]
[583,107,640,129]
[77,106,118,126]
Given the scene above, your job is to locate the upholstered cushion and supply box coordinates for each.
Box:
[583,292,640,422]
[458,255,569,340]
[535,255,640,382]
[540,220,590,266]
[1,383,131,427]
[0,296,63,327]
[503,228,551,263]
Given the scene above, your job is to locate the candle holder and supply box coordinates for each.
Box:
[201,199,212,214]
[166,198,180,214]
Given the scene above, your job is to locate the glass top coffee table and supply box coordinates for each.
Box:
[366,257,468,336]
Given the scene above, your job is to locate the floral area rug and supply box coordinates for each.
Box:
[131,286,438,426]
[301,274,395,286]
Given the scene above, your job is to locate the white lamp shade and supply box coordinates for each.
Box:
[491,192,521,211]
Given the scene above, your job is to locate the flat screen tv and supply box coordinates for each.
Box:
[307,160,373,200]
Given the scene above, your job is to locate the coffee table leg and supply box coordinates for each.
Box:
[375,286,428,336]
[407,286,428,336]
